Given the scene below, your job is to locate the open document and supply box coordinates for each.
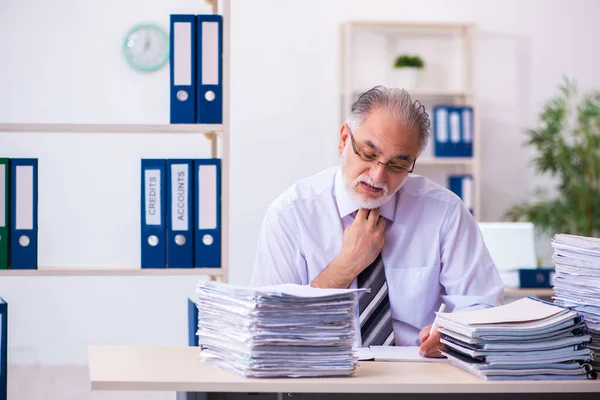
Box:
[357,346,449,363]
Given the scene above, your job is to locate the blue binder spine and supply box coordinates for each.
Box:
[194,158,221,268]
[188,297,199,346]
[461,106,474,157]
[141,159,167,268]
[196,14,223,124]
[167,159,194,268]
[449,174,474,215]
[170,14,197,124]
[0,298,6,400]
[433,105,450,157]
[10,158,38,270]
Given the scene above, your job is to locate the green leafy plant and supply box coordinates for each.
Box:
[504,77,600,237]
[393,54,424,69]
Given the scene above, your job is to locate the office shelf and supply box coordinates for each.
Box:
[346,89,473,98]
[340,21,481,218]
[0,0,231,281]
[417,157,473,166]
[0,267,225,277]
[0,123,224,134]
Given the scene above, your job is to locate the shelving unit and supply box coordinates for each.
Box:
[0,0,230,281]
[340,21,481,218]
[0,267,225,277]
[0,123,223,134]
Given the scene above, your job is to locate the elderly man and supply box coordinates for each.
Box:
[251,86,504,357]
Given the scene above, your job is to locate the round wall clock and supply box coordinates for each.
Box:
[122,23,169,72]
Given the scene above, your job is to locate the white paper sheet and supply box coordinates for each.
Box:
[357,346,449,363]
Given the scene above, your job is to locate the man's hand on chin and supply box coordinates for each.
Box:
[418,324,447,358]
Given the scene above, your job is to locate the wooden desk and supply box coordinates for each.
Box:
[88,345,599,396]
[504,287,555,298]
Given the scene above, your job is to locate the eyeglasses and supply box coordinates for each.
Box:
[348,129,416,174]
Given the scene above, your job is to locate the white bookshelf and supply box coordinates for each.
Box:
[0,266,225,277]
[0,0,231,281]
[0,123,223,134]
[340,21,481,218]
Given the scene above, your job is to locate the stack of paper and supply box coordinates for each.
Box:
[193,281,366,378]
[551,233,600,370]
[436,297,596,380]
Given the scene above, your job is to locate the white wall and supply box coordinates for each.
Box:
[228,0,600,282]
[1,0,599,366]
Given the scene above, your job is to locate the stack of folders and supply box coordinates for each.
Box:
[194,281,366,378]
[551,233,600,370]
[437,297,597,381]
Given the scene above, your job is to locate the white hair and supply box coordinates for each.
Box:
[345,85,431,151]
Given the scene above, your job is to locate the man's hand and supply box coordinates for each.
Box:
[338,207,386,274]
[418,324,446,358]
[311,208,386,289]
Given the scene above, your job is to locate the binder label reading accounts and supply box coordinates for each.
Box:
[167,159,194,268]
[145,170,161,226]
[16,166,34,231]
[171,164,189,231]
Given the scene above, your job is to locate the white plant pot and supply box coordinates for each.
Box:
[390,67,423,90]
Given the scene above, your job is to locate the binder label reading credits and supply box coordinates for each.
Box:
[145,169,161,226]
[171,164,189,231]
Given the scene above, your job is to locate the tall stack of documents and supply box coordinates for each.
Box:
[551,233,600,370]
[437,297,597,380]
[194,281,365,378]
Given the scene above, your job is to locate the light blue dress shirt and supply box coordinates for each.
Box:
[251,166,504,346]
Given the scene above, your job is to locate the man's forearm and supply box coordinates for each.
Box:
[310,257,361,289]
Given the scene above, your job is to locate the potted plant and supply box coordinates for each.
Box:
[390,54,425,89]
[504,77,600,238]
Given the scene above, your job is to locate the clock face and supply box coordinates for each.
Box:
[123,23,169,72]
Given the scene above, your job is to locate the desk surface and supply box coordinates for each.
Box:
[504,287,554,298]
[88,345,600,394]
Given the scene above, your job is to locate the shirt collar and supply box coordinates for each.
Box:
[334,168,396,222]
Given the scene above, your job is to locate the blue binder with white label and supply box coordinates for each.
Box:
[0,298,6,400]
[449,174,474,215]
[433,105,473,157]
[141,159,167,268]
[196,14,223,124]
[10,158,38,270]
[167,159,194,268]
[194,158,221,268]
[170,14,197,123]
